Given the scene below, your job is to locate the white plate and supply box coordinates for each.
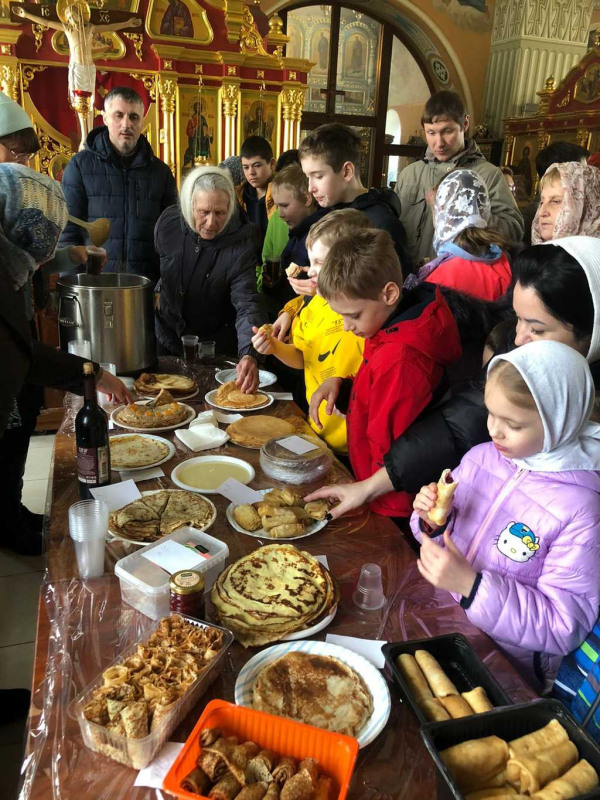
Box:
[205,389,274,413]
[109,433,176,472]
[111,401,196,432]
[234,640,391,748]
[171,455,256,495]
[107,489,217,547]
[226,488,328,541]
[139,388,199,402]
[215,369,277,389]
[281,606,337,641]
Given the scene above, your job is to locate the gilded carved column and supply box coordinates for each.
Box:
[281,86,306,150]
[293,87,307,148]
[1,63,19,102]
[220,82,239,161]
[157,74,176,176]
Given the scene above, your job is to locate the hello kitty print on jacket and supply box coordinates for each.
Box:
[495,522,540,563]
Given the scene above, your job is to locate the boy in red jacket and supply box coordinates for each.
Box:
[307,229,462,517]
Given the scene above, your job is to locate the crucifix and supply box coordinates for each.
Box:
[11,1,142,148]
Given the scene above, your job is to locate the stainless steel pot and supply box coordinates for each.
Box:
[57,274,156,375]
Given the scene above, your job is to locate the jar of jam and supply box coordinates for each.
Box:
[169,570,205,619]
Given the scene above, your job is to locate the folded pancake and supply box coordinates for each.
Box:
[315,776,332,800]
[262,510,298,529]
[200,727,223,747]
[462,687,494,714]
[199,736,238,781]
[396,654,434,705]
[273,757,297,785]
[150,699,176,731]
[506,720,569,783]
[414,650,459,697]
[298,758,318,787]
[120,702,149,739]
[422,698,451,722]
[246,750,279,784]
[134,373,197,396]
[105,697,128,721]
[233,504,263,532]
[268,523,306,539]
[304,501,329,521]
[208,773,242,800]
[227,416,295,449]
[511,740,578,795]
[103,666,130,687]
[280,772,314,800]
[440,694,474,719]
[214,381,269,409]
[428,469,458,526]
[465,789,519,799]
[441,736,509,794]
[160,491,214,534]
[286,263,302,278]
[227,741,261,785]
[530,758,599,798]
[259,324,274,337]
[264,784,281,799]
[237,786,268,800]
[181,766,211,794]
[141,489,172,516]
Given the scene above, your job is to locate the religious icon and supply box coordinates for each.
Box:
[575,64,600,103]
[244,101,274,141]
[311,30,329,73]
[432,0,492,32]
[513,144,533,198]
[346,34,366,77]
[183,98,212,167]
[49,154,70,182]
[239,93,278,153]
[286,23,302,59]
[159,0,192,38]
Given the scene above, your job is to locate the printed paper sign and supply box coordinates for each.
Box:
[120,467,165,483]
[277,435,319,455]
[141,540,204,574]
[217,478,264,505]
[90,479,141,511]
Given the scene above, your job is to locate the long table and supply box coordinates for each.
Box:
[20,361,537,799]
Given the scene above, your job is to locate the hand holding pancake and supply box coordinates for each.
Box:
[418,530,477,598]
[304,481,365,520]
[271,312,292,342]
[251,326,277,356]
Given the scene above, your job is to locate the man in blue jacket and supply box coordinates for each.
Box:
[59,86,178,281]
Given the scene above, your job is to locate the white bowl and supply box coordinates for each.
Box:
[171,455,255,494]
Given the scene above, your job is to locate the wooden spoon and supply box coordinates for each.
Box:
[68,215,111,247]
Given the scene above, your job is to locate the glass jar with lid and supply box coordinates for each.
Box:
[169,569,205,619]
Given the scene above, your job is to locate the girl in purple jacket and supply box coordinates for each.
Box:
[411,340,600,691]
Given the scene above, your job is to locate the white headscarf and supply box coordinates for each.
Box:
[488,340,600,472]
[433,169,491,253]
[541,236,600,364]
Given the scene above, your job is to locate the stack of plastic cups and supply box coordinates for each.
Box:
[353,563,386,610]
[69,500,109,579]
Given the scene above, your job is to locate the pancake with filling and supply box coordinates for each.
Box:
[252,651,373,737]
[227,416,295,448]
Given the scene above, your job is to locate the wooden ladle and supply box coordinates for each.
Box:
[68,215,111,247]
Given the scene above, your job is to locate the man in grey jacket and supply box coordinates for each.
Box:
[395,91,523,265]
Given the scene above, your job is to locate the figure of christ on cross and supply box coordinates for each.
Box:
[14,2,141,139]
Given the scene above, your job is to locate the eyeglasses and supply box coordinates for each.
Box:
[0,143,35,164]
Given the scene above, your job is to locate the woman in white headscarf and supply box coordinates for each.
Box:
[405,169,512,301]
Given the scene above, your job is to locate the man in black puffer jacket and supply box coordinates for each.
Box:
[59,86,177,281]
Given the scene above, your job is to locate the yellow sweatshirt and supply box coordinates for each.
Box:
[292,296,364,453]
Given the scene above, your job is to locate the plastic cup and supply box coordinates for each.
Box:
[201,341,216,359]
[69,500,108,578]
[97,362,116,406]
[181,335,199,364]
[353,563,386,610]
[68,339,92,359]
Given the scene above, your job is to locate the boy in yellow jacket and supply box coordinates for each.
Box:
[251,209,366,453]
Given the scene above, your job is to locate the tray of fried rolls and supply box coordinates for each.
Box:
[163,699,359,800]
[421,698,600,800]
[382,634,512,726]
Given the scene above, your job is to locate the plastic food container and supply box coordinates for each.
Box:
[421,698,600,800]
[115,527,229,620]
[260,434,334,485]
[163,699,359,800]
[382,634,511,726]
[69,616,233,770]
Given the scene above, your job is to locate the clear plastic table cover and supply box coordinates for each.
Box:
[19,378,537,799]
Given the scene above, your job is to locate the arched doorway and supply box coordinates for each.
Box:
[280,2,432,187]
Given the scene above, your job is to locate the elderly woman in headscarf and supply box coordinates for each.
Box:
[154,165,267,392]
[405,169,512,302]
[532,161,600,243]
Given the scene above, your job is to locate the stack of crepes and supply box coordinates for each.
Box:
[134,373,197,398]
[210,544,339,647]
[440,719,600,798]
[214,381,269,409]
[175,409,230,452]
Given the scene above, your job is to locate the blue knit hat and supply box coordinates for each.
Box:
[0,92,34,137]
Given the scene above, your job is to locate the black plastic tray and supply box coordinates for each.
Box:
[382,634,512,726]
[422,698,600,800]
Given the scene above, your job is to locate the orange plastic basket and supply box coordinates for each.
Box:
[163,699,359,799]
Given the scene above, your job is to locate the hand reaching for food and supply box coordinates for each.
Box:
[309,377,342,430]
[272,312,292,342]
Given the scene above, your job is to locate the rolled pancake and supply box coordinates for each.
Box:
[237,786,268,800]
[465,789,518,799]
[208,773,242,800]
[414,650,459,697]
[440,694,474,719]
[441,736,509,794]
[462,687,494,714]
[120,702,148,739]
[396,654,434,705]
[227,741,261,784]
[298,758,318,787]
[273,757,297,785]
[428,469,458,526]
[511,740,578,794]
[264,784,281,799]
[181,766,211,794]
[280,771,314,800]
[315,776,332,799]
[246,749,279,784]
[531,758,599,799]
[422,698,451,722]
[200,727,223,747]
[506,720,569,782]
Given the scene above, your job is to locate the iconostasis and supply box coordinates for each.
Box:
[0,0,313,185]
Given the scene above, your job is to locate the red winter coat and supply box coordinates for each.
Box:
[426,252,512,302]
[346,284,462,517]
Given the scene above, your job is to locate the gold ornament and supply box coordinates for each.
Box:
[131,73,156,100]
[1,64,19,101]
[124,32,143,62]
[268,13,283,35]
[240,4,268,56]
[158,76,176,113]
[221,83,239,117]
[20,63,47,91]
[32,23,48,53]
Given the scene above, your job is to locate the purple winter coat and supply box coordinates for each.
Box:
[410,442,600,690]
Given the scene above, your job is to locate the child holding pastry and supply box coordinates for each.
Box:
[411,340,600,691]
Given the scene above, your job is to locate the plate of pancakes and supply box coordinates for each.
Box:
[226,487,330,541]
[112,392,196,433]
[133,373,199,401]
[215,368,277,389]
[234,639,391,748]
[205,381,273,412]
[225,415,296,449]
[109,433,175,472]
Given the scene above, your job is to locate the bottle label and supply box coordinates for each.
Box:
[77,445,110,484]
[174,570,202,589]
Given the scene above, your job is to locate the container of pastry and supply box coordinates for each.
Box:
[382,634,512,726]
[115,527,229,620]
[422,698,600,800]
[260,434,333,485]
[163,699,359,799]
[69,615,233,770]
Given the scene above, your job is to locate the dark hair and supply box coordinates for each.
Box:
[0,127,40,155]
[240,136,273,162]
[421,91,467,127]
[104,86,144,109]
[299,123,361,172]
[275,149,299,171]
[440,287,513,348]
[513,244,594,343]
[535,141,589,179]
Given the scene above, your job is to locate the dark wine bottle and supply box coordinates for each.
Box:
[75,362,111,499]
